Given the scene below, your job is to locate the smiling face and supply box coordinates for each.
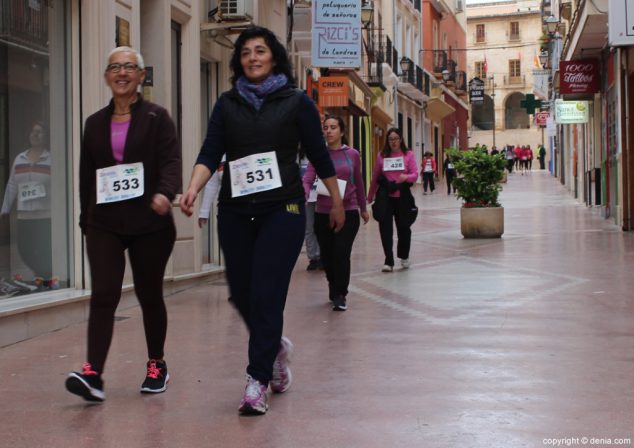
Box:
[240,37,275,84]
[323,118,343,148]
[104,51,145,99]
[29,124,45,148]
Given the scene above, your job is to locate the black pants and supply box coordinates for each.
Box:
[378,197,411,266]
[422,172,435,192]
[539,156,545,169]
[314,210,360,299]
[218,202,305,385]
[445,170,455,194]
[507,159,514,173]
[85,223,176,373]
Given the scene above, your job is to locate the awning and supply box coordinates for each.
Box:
[426,97,455,122]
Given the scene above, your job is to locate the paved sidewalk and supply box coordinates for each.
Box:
[2,171,634,448]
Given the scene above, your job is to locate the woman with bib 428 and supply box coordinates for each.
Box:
[180,26,345,415]
[66,46,180,402]
[367,128,418,273]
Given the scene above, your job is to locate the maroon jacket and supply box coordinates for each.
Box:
[79,95,181,235]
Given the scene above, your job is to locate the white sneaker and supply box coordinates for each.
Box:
[401,259,410,269]
[381,265,393,273]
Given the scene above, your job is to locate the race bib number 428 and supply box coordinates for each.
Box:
[229,151,282,198]
[384,156,405,171]
[96,162,144,204]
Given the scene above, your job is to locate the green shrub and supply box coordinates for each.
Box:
[447,148,506,207]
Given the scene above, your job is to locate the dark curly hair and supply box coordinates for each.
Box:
[382,127,409,157]
[230,26,295,86]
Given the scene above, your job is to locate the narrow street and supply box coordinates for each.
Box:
[1,171,633,448]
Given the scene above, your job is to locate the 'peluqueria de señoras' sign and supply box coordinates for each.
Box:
[311,0,361,68]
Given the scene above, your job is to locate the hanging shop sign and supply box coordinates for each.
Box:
[468,77,485,104]
[559,60,600,95]
[555,100,589,124]
[535,111,550,126]
[608,0,634,46]
[318,76,349,108]
[311,0,361,68]
[532,69,550,99]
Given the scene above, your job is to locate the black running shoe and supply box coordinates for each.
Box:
[140,359,170,393]
[65,362,105,402]
[332,296,347,311]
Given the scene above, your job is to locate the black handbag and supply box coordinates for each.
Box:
[399,186,418,226]
[371,185,389,222]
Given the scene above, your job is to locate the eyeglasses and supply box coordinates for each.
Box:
[387,137,401,142]
[106,62,140,73]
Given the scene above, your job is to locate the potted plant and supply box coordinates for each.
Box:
[447,148,507,238]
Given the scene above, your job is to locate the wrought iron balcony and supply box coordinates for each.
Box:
[398,57,425,101]
[0,0,49,53]
[445,59,457,83]
[455,71,467,93]
[433,50,447,74]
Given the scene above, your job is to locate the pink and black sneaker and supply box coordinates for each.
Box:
[65,362,105,402]
[140,359,170,393]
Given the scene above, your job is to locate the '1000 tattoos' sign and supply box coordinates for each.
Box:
[559,60,600,95]
[311,0,361,68]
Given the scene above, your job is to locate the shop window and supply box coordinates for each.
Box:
[0,1,71,298]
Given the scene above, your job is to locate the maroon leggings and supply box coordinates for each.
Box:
[85,223,176,373]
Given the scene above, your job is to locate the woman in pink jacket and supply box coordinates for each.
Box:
[367,128,418,272]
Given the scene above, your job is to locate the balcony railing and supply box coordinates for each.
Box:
[414,0,421,12]
[433,50,447,74]
[364,32,385,89]
[446,59,457,83]
[504,74,526,85]
[0,0,49,53]
[455,71,467,92]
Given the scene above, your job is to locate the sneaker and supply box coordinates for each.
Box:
[306,259,321,271]
[270,336,293,394]
[140,359,170,393]
[381,265,393,273]
[401,259,410,269]
[238,375,268,415]
[332,295,347,311]
[65,362,105,402]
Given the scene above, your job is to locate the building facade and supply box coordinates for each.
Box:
[466,0,543,154]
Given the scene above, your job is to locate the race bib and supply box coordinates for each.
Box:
[384,156,404,171]
[96,162,144,204]
[229,151,282,198]
[423,160,434,172]
[18,182,46,202]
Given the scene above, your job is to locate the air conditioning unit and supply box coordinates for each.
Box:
[456,0,463,12]
[219,0,254,21]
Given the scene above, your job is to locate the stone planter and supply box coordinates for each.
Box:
[460,206,504,238]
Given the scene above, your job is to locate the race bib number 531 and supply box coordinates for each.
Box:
[229,151,282,198]
[96,162,144,204]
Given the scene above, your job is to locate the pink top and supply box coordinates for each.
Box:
[111,120,130,163]
[302,145,367,214]
[367,150,418,202]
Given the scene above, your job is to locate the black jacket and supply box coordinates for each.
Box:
[197,85,335,206]
[79,95,181,235]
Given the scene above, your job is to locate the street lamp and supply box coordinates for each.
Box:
[489,75,496,148]
[544,15,559,34]
[538,50,549,68]
[400,57,412,77]
[361,2,374,28]
[442,69,450,82]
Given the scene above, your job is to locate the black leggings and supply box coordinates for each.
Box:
[85,224,176,373]
[314,210,360,299]
[17,218,52,279]
[218,203,305,385]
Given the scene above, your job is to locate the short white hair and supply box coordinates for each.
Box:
[107,46,145,69]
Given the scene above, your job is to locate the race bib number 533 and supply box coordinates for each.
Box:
[229,151,282,198]
[96,162,144,204]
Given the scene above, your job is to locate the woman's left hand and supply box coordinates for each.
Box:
[329,203,345,232]
[397,173,409,183]
[151,193,171,215]
[361,210,370,224]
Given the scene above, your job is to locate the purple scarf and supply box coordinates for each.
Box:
[235,73,288,111]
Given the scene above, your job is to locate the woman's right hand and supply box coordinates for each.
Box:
[179,188,198,217]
